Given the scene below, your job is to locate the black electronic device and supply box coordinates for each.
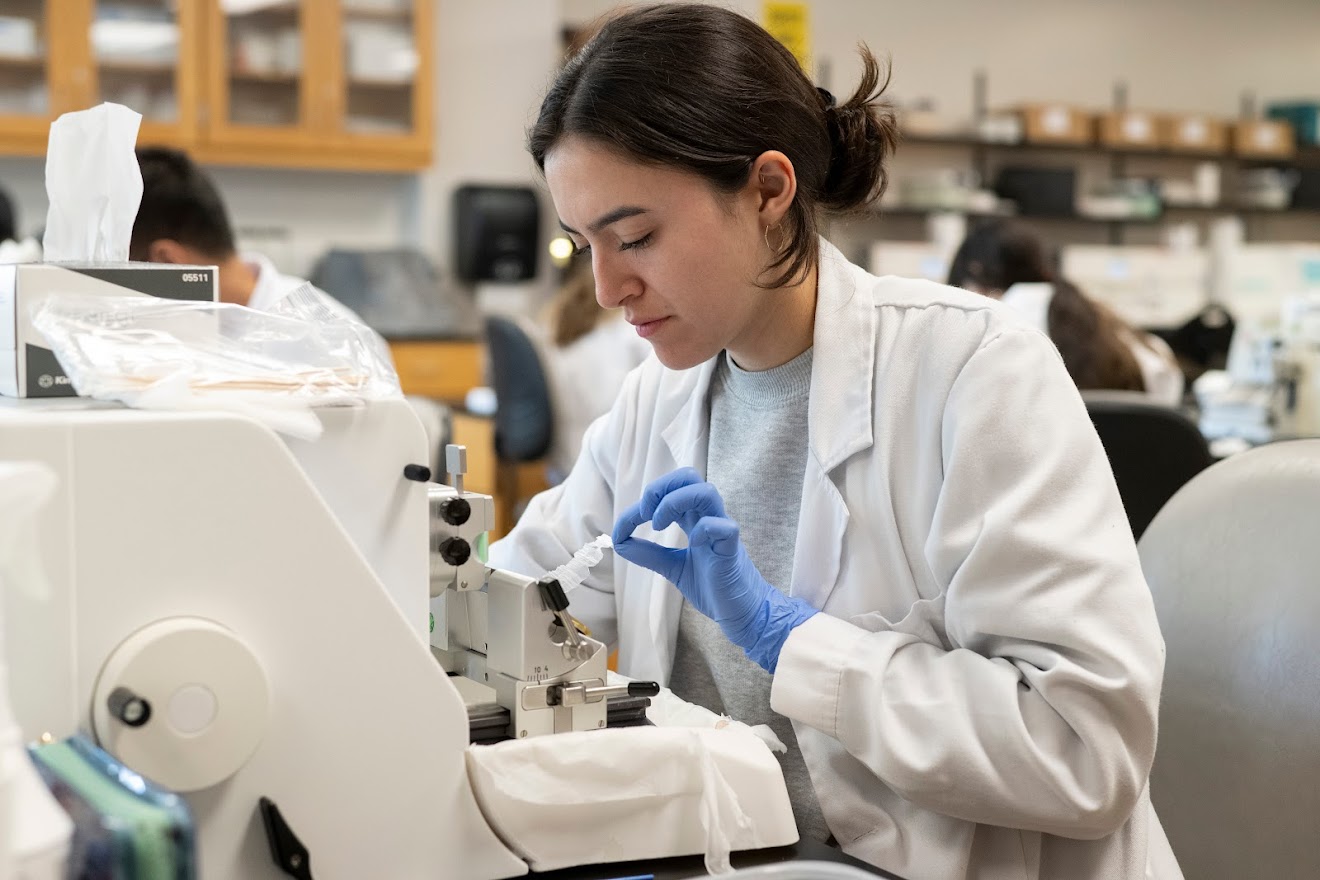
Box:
[994,166,1078,217]
[453,184,541,282]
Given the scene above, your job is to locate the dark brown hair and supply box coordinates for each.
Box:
[549,258,605,347]
[948,220,1147,393]
[131,147,237,261]
[528,4,898,288]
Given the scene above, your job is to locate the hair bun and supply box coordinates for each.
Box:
[819,49,899,214]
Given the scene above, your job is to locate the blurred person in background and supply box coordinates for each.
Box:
[0,184,41,263]
[539,256,651,483]
[132,146,360,322]
[948,220,1185,406]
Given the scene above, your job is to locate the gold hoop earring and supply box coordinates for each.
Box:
[764,223,783,253]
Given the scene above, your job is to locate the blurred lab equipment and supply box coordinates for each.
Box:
[1194,293,1320,444]
[454,184,541,283]
[309,247,481,338]
[1139,440,1320,880]
[0,398,797,878]
[1059,245,1210,330]
[1234,168,1299,210]
[993,166,1076,217]
[1081,391,1212,540]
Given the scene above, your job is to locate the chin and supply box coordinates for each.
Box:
[653,343,717,372]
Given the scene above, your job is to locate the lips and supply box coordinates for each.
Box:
[629,316,669,339]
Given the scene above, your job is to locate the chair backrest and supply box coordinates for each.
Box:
[1137,440,1320,880]
[484,315,554,462]
[1083,391,1213,540]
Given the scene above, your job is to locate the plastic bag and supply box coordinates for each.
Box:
[31,284,400,440]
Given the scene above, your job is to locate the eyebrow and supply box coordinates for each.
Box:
[559,205,649,236]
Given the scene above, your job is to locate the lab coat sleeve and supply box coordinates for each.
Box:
[772,328,1165,840]
[488,410,623,648]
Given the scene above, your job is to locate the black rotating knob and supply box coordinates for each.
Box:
[107,687,152,728]
[438,497,471,526]
[439,536,471,566]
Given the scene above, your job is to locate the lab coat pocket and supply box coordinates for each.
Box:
[847,593,951,651]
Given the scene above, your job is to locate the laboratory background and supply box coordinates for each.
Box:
[0,1,1318,879]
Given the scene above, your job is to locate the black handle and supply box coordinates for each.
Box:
[627,681,661,698]
[259,797,315,880]
[107,687,152,728]
[538,578,570,613]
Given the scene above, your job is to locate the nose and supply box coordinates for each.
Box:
[592,251,641,310]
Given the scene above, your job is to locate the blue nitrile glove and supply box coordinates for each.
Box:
[612,468,818,673]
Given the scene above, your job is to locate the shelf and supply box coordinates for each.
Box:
[98,59,176,76]
[0,54,43,71]
[342,5,412,21]
[877,206,1320,224]
[225,1,299,22]
[348,76,414,89]
[229,70,299,85]
[901,132,1319,167]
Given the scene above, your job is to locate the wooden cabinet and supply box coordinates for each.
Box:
[0,0,431,170]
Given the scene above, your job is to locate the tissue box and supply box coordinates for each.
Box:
[0,263,217,398]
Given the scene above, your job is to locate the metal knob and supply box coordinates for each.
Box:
[439,537,471,566]
[107,686,152,728]
[438,496,471,526]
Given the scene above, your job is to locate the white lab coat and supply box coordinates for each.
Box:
[491,241,1182,880]
[1000,282,1185,407]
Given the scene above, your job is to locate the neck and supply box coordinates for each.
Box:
[728,260,819,371]
[218,253,258,306]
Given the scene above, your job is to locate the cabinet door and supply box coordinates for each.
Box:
[202,0,322,149]
[87,0,199,147]
[330,0,431,168]
[0,0,75,151]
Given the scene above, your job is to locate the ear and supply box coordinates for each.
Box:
[747,150,797,228]
[146,239,193,265]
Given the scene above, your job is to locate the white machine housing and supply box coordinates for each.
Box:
[0,397,796,879]
[0,398,527,880]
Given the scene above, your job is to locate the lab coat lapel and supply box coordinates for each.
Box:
[646,359,718,671]
[791,241,876,610]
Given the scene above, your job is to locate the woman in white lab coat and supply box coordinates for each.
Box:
[948,220,1186,406]
[491,5,1181,879]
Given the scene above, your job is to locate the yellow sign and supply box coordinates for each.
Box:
[762,1,811,72]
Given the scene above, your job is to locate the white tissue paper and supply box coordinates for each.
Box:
[607,670,788,755]
[547,534,613,592]
[466,726,797,875]
[42,103,143,263]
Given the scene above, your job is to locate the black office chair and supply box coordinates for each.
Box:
[484,315,554,532]
[1082,391,1213,541]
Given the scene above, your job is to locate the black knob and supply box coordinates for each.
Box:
[403,463,432,482]
[628,681,661,698]
[107,687,152,728]
[439,537,471,566]
[438,496,471,526]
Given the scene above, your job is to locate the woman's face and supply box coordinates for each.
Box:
[545,136,776,370]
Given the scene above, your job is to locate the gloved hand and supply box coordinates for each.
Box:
[612,468,817,673]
